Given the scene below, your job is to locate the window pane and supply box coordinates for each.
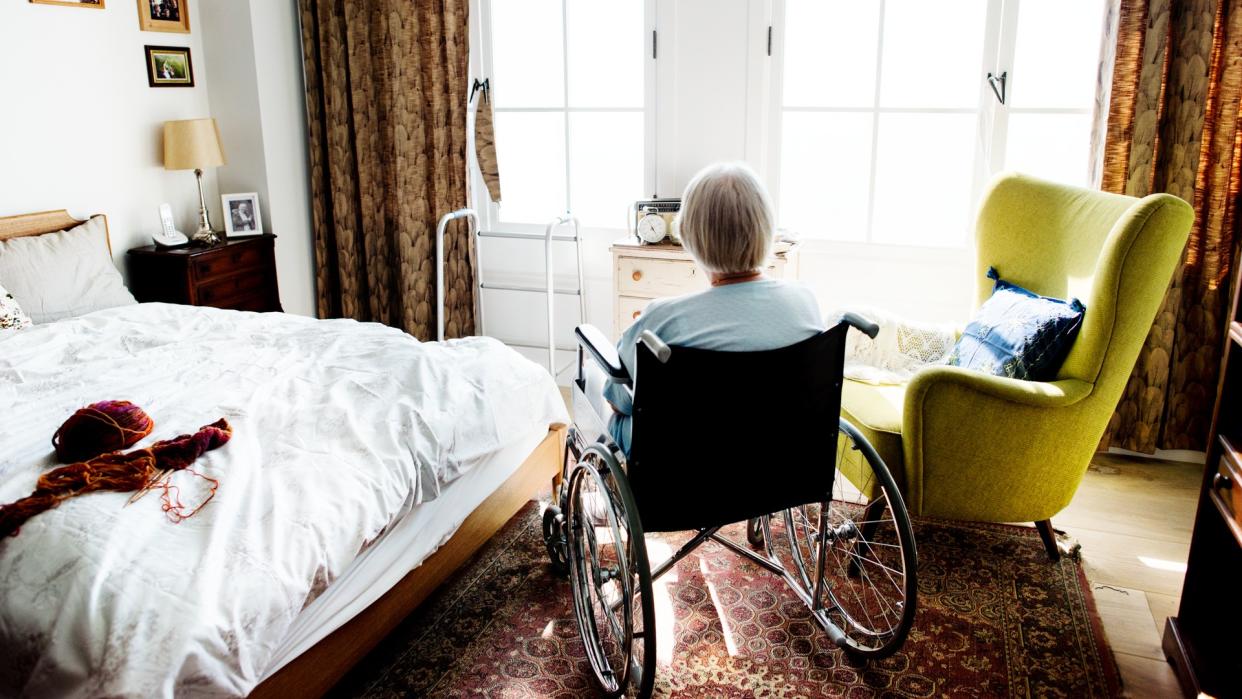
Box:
[495,112,567,224]
[783,0,881,108]
[879,0,988,108]
[778,112,873,240]
[567,0,643,108]
[1005,113,1093,186]
[491,0,564,108]
[569,112,644,228]
[1010,0,1106,108]
[871,113,977,246]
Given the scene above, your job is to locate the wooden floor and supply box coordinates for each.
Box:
[1056,452,1201,698]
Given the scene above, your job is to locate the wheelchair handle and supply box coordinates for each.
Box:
[639,330,672,363]
[839,312,880,339]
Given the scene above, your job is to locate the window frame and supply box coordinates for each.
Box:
[470,0,658,236]
[764,0,1102,249]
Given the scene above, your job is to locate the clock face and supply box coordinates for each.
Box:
[637,214,667,243]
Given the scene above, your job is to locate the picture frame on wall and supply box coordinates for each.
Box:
[144,45,194,88]
[29,0,104,8]
[137,0,189,33]
[222,193,264,237]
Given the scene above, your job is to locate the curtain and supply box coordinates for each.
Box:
[473,80,502,203]
[1097,0,1242,452]
[298,0,476,340]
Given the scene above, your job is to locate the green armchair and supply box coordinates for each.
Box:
[840,173,1193,559]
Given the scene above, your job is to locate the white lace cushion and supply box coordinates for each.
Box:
[0,216,136,323]
[0,283,32,330]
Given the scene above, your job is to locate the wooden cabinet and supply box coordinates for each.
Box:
[610,239,800,338]
[127,235,282,313]
[1163,297,1242,697]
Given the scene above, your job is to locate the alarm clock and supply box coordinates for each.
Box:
[636,209,667,243]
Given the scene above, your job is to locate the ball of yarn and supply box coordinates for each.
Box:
[52,401,155,463]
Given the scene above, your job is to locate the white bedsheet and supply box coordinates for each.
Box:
[0,303,568,698]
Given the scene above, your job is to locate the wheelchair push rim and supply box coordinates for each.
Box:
[778,418,917,657]
[565,445,656,698]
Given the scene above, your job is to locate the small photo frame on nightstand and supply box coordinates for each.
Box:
[222,192,263,237]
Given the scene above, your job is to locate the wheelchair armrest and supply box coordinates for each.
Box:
[575,324,632,385]
[838,311,880,339]
[638,330,671,363]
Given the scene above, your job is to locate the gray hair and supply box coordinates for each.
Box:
[677,162,775,275]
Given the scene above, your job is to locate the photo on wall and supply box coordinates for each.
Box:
[222,193,263,237]
[144,45,194,87]
[137,0,189,33]
[29,0,104,8]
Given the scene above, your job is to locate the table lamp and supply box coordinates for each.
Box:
[163,118,226,246]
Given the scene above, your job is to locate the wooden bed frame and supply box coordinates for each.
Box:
[0,208,567,698]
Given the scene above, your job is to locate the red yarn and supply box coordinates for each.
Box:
[52,401,155,463]
[0,418,232,538]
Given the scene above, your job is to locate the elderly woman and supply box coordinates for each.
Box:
[596,162,824,453]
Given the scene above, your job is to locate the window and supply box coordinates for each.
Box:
[772,0,1106,246]
[480,0,649,230]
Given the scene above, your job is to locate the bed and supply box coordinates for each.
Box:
[0,210,569,698]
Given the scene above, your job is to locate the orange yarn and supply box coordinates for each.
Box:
[0,418,232,538]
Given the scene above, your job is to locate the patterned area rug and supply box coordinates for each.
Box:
[330,502,1120,698]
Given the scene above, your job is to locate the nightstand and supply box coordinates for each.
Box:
[127,235,282,312]
[611,238,800,337]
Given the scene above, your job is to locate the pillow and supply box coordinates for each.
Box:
[0,283,32,330]
[946,267,1085,381]
[0,215,136,323]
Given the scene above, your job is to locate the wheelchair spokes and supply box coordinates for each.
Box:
[776,421,918,658]
[565,445,655,698]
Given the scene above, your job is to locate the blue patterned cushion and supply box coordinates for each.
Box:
[946,267,1085,381]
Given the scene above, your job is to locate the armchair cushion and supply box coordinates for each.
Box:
[840,380,906,490]
[946,267,1085,381]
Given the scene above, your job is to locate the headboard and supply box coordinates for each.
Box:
[0,209,112,254]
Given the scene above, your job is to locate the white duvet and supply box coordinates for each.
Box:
[0,303,567,698]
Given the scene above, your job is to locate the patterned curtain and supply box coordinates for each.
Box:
[474,80,502,203]
[1097,0,1242,452]
[298,0,476,340]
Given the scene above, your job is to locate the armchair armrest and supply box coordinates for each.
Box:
[575,324,631,386]
[906,366,1093,410]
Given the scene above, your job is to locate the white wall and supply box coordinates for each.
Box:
[0,1,219,260]
[200,0,316,316]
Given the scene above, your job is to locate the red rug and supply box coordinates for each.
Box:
[330,502,1120,698]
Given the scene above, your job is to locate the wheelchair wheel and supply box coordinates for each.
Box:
[780,418,917,658]
[543,504,569,576]
[566,445,656,698]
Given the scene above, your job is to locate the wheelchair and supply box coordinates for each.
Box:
[542,314,918,698]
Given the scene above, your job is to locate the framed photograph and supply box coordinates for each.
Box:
[222,193,263,237]
[144,45,194,87]
[29,0,104,8]
[137,0,189,33]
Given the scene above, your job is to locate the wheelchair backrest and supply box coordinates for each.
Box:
[627,322,848,533]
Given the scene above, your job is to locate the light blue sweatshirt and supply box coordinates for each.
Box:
[601,278,824,452]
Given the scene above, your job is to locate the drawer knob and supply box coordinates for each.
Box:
[632,270,643,282]
[1215,472,1233,491]
[632,310,641,319]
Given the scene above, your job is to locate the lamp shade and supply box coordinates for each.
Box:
[163,118,226,170]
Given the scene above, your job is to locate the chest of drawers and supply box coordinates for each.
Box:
[610,239,800,337]
[127,234,283,313]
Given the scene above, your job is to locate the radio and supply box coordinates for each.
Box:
[631,198,681,245]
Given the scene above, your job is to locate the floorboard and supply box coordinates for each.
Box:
[1061,454,1200,697]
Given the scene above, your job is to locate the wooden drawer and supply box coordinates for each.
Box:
[617,295,653,333]
[617,256,707,297]
[193,243,266,281]
[1215,438,1242,529]
[196,271,271,307]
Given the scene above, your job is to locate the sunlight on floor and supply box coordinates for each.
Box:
[1137,556,1187,574]
[647,539,678,666]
